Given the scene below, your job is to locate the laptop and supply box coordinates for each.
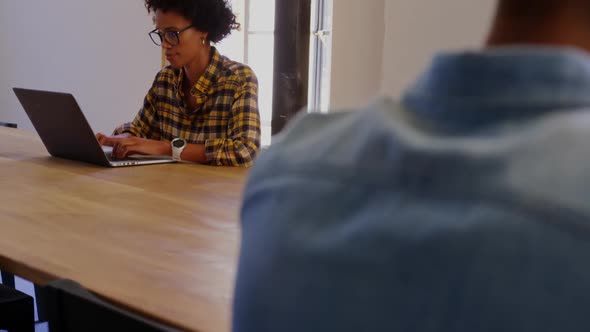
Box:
[13,88,175,167]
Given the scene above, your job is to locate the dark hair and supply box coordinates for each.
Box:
[497,0,586,21]
[145,0,240,43]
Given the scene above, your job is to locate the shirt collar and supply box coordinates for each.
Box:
[402,46,590,133]
[175,46,223,96]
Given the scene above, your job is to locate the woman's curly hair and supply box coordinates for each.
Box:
[145,0,240,43]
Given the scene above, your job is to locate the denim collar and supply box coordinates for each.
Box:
[402,47,590,133]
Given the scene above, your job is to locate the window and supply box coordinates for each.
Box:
[217,0,275,145]
[216,0,333,144]
[308,0,333,113]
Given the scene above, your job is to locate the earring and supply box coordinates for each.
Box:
[201,38,206,45]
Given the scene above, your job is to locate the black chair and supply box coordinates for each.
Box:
[1,271,16,287]
[0,121,17,128]
[44,279,181,332]
[0,283,35,332]
[0,273,48,324]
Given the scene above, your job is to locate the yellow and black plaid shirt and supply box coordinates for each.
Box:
[114,47,261,167]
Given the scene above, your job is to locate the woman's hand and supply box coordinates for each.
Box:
[96,133,171,160]
[95,133,131,146]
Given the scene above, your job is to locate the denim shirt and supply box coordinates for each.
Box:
[234,47,590,332]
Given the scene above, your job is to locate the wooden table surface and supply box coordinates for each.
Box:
[0,126,249,331]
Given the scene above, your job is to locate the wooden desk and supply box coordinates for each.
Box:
[0,127,248,331]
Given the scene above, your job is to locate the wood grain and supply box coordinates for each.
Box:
[0,127,248,332]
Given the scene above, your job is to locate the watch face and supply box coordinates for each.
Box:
[173,139,185,148]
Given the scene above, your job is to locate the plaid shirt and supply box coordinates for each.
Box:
[114,47,261,167]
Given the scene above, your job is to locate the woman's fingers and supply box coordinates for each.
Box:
[97,133,131,147]
[113,140,136,159]
[111,142,120,160]
[96,133,107,145]
[109,137,148,159]
[112,142,125,160]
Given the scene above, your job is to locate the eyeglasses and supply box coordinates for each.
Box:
[149,25,193,46]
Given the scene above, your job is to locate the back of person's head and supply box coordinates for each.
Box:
[496,0,590,19]
[489,0,590,50]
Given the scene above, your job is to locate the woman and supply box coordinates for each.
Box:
[97,0,261,167]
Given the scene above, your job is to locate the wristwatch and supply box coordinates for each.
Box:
[171,138,186,161]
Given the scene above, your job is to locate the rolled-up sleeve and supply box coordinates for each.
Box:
[204,72,261,167]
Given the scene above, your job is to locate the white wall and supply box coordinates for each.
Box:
[381,0,496,97]
[328,0,496,110]
[1,1,497,128]
[329,0,385,110]
[0,0,161,133]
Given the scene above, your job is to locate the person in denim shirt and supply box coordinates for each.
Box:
[234,1,590,331]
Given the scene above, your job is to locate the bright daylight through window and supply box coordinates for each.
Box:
[216,0,332,145]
